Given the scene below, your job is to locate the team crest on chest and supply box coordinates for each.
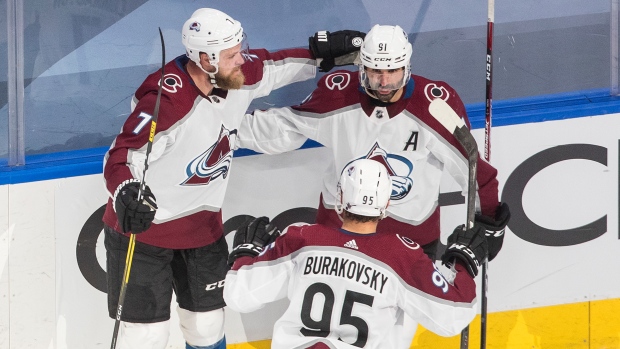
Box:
[343,142,414,200]
[181,125,237,186]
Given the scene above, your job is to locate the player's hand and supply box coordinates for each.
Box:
[228,216,281,267]
[113,180,157,234]
[309,30,365,72]
[441,224,488,277]
[475,202,510,261]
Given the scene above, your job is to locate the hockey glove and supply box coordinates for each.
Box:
[441,224,488,278]
[228,216,281,267]
[309,30,365,72]
[113,179,157,234]
[475,202,511,261]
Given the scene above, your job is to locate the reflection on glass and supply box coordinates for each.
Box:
[0,0,611,157]
[1,0,9,162]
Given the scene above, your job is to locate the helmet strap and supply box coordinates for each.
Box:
[193,52,221,88]
[207,72,219,88]
[197,62,220,88]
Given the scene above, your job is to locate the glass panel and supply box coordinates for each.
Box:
[21,0,148,156]
[12,0,613,156]
[0,0,8,164]
[249,0,612,106]
[400,1,611,104]
[612,0,619,96]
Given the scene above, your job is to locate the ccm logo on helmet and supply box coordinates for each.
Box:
[205,280,225,291]
[374,58,392,61]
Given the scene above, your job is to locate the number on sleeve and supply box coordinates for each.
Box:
[133,112,153,135]
[432,270,449,293]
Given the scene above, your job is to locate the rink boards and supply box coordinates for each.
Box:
[1,110,620,348]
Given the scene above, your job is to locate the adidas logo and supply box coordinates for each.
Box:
[344,240,358,250]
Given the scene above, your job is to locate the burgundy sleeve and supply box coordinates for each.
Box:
[292,71,351,114]
[103,92,174,195]
[231,225,307,271]
[405,250,476,303]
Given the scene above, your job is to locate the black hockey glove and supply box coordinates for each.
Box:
[309,30,365,72]
[228,216,281,267]
[475,202,511,261]
[441,224,488,278]
[113,179,157,234]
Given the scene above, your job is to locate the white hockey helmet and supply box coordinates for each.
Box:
[181,8,245,73]
[336,159,392,219]
[359,24,412,90]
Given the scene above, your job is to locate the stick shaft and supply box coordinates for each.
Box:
[110,28,165,349]
[485,0,494,162]
[458,124,479,349]
[428,98,478,349]
[110,234,136,349]
[481,1,494,348]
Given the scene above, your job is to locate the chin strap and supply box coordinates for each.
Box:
[204,67,219,88]
[207,73,219,88]
[192,58,220,88]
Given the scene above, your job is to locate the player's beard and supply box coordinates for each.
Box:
[369,89,398,103]
[215,67,245,90]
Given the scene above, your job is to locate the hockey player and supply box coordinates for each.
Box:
[224,159,488,349]
[238,24,510,347]
[102,7,365,349]
[239,24,509,258]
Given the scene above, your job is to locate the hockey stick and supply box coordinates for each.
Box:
[481,1,494,348]
[428,98,478,349]
[110,27,166,349]
[484,0,494,162]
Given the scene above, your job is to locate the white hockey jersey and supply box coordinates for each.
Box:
[103,50,316,249]
[224,223,478,349]
[238,71,499,246]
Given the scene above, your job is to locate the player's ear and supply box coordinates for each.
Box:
[199,52,215,72]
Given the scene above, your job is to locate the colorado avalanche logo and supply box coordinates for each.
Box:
[181,125,237,186]
[423,83,450,102]
[346,165,355,176]
[396,234,420,250]
[342,142,414,200]
[325,72,351,90]
[189,21,201,32]
[160,73,182,93]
